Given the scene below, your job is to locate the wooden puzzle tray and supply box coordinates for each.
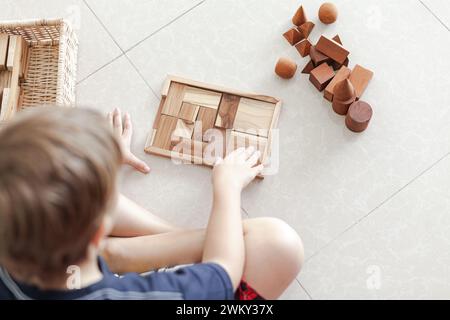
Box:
[145,76,282,176]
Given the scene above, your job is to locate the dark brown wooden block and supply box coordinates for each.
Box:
[331,57,349,71]
[301,60,315,74]
[295,39,312,57]
[0,34,9,71]
[332,79,356,115]
[292,5,307,26]
[309,63,335,92]
[332,34,342,45]
[309,46,331,67]
[283,27,304,46]
[215,93,240,129]
[315,36,349,64]
[297,21,315,38]
[349,64,374,100]
[345,101,373,132]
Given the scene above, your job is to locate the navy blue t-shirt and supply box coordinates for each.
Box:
[0,257,234,300]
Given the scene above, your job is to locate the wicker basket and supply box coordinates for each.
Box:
[0,18,78,113]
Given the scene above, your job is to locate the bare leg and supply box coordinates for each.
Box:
[102,217,303,299]
[110,194,180,237]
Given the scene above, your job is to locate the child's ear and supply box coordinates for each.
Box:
[91,223,105,247]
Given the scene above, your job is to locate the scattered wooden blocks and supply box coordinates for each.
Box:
[332,79,356,115]
[275,57,297,79]
[0,34,9,71]
[297,21,315,38]
[349,64,374,100]
[283,27,304,46]
[215,93,240,129]
[315,35,349,64]
[309,46,331,67]
[301,60,315,74]
[295,39,312,57]
[292,5,307,26]
[324,66,351,102]
[309,63,335,92]
[345,100,373,132]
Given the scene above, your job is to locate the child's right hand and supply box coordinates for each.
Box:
[212,147,264,192]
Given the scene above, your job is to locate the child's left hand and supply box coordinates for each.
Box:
[108,108,151,174]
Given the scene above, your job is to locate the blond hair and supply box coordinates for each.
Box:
[0,107,122,282]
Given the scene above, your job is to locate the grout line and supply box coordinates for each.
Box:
[418,0,450,32]
[297,279,313,300]
[124,0,207,54]
[76,53,124,85]
[305,149,450,263]
[123,54,160,100]
[241,206,250,218]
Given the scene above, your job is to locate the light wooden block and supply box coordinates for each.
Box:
[173,119,194,140]
[6,35,18,71]
[233,98,275,137]
[178,102,199,123]
[215,93,240,129]
[161,82,185,116]
[228,131,268,162]
[183,86,222,109]
[0,88,10,121]
[195,107,217,141]
[0,34,9,71]
[152,115,178,150]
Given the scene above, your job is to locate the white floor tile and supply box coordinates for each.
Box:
[299,155,450,299]
[85,0,204,51]
[421,0,450,29]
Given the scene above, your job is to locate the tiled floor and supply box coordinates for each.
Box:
[3,0,450,299]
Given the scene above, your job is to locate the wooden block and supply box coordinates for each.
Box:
[292,5,307,26]
[275,57,297,79]
[331,57,349,71]
[19,38,28,80]
[153,97,166,129]
[195,107,217,140]
[233,98,275,137]
[324,66,351,102]
[178,102,199,123]
[349,64,374,100]
[315,36,349,64]
[215,93,240,129]
[0,34,9,71]
[6,35,17,71]
[161,82,185,116]
[345,101,373,132]
[309,46,331,67]
[332,79,356,115]
[183,86,222,109]
[152,115,178,150]
[295,39,312,57]
[297,21,315,38]
[332,34,343,45]
[309,63,335,92]
[283,28,304,46]
[0,88,10,121]
[301,60,315,74]
[173,119,194,140]
[227,131,268,163]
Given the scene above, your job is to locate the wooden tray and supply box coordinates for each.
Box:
[145,75,282,177]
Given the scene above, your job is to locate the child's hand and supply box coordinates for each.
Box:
[107,108,151,174]
[212,147,264,192]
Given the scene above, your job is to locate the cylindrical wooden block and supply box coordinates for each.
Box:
[345,101,373,132]
[332,97,355,115]
[275,57,297,79]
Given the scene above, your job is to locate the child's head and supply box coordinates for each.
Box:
[0,107,122,283]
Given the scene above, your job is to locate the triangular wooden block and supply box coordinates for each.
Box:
[295,39,312,57]
[298,21,315,38]
[292,5,307,26]
[301,60,315,74]
[283,28,304,46]
[332,34,343,45]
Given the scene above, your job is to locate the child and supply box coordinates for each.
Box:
[0,107,303,300]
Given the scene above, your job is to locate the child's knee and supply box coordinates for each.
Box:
[246,217,304,275]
